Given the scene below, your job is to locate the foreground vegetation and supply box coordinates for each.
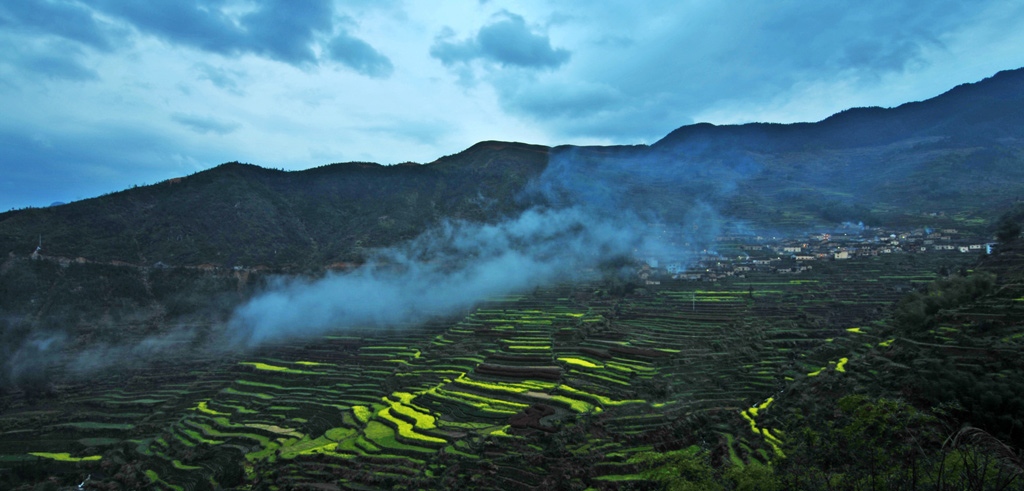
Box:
[2,241,1023,489]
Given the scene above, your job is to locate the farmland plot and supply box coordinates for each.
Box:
[0,254,965,489]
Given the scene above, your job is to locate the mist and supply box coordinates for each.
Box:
[0,142,754,390]
[225,143,747,346]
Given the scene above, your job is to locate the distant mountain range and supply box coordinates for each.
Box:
[3,67,1024,269]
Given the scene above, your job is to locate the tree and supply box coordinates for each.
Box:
[628,445,781,490]
[995,204,1024,243]
[629,446,717,491]
[776,395,947,490]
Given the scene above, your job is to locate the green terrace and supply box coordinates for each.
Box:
[0,254,973,489]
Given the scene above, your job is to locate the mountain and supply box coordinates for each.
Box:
[2,69,1024,270]
[656,67,1024,151]
[0,142,549,269]
[650,67,1024,228]
[4,69,1024,490]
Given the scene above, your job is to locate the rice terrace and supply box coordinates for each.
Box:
[4,230,1024,489]
[3,15,1024,489]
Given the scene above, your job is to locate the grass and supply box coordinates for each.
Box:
[325,427,357,441]
[222,387,274,399]
[363,421,436,453]
[56,422,133,430]
[172,459,201,470]
[386,393,437,429]
[353,405,373,424]
[548,395,598,413]
[3,253,978,488]
[377,407,447,444]
[557,385,646,407]
[145,470,184,491]
[559,357,602,368]
[28,452,102,462]
[836,357,849,372]
[426,387,527,414]
[181,428,224,445]
[195,401,231,416]
[593,473,648,482]
[239,362,321,375]
[740,399,785,457]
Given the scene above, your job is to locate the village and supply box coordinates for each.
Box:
[640,224,997,284]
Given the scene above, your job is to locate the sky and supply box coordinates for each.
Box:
[2,0,1024,211]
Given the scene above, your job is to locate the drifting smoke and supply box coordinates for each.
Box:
[65,327,203,375]
[1,319,207,391]
[226,144,750,347]
[228,207,641,346]
[0,142,757,389]
[2,329,67,390]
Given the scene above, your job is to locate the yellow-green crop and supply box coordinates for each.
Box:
[558,357,602,368]
[29,452,101,462]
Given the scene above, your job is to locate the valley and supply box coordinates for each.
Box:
[5,230,1017,489]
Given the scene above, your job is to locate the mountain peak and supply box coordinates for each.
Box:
[656,66,1024,151]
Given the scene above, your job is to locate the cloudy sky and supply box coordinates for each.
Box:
[2,0,1023,211]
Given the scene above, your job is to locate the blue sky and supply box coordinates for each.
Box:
[2,0,1023,211]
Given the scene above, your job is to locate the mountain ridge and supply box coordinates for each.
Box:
[2,67,1024,268]
[655,67,1024,151]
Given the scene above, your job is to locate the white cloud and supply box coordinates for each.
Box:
[0,0,1023,210]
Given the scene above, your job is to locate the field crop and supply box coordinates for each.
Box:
[0,253,970,489]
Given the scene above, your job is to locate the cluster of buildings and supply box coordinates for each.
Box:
[640,226,996,283]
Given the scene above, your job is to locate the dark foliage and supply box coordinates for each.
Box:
[995,204,1024,243]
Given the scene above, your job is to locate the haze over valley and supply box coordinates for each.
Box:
[3,2,1024,490]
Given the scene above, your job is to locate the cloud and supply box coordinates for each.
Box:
[1,38,99,81]
[225,143,741,347]
[462,0,1014,143]
[89,0,392,73]
[0,0,116,51]
[593,34,633,48]
[430,11,570,70]
[500,79,622,119]
[490,75,682,141]
[238,0,332,65]
[194,62,246,94]
[227,206,623,346]
[364,119,454,146]
[327,30,394,78]
[838,37,930,75]
[92,0,248,57]
[1,321,208,390]
[171,113,240,135]
[19,50,98,81]
[0,122,223,210]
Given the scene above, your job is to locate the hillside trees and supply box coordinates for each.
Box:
[893,271,995,333]
[995,204,1024,243]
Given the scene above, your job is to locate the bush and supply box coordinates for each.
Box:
[994,204,1024,242]
[894,272,995,332]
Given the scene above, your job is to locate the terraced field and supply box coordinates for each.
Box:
[0,253,966,489]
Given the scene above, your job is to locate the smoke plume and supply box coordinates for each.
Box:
[225,143,746,346]
[0,141,754,390]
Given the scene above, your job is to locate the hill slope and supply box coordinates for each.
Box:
[0,142,549,269]
[2,69,1024,269]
